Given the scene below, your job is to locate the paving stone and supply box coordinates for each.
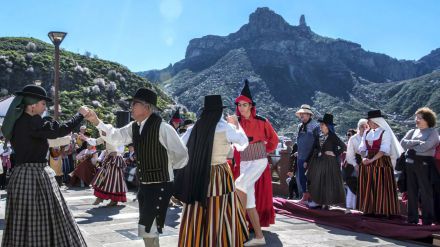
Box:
[0,189,426,247]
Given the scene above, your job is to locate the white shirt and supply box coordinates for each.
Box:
[346,133,362,166]
[96,116,189,181]
[359,127,392,156]
[180,118,249,151]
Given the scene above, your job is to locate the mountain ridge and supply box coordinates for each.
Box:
[138,7,440,136]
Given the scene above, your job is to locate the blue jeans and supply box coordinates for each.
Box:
[297,159,308,196]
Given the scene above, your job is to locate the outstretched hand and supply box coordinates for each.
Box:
[86,109,100,126]
[226,114,239,129]
[78,106,90,117]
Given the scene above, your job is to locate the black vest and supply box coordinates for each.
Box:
[132,113,169,183]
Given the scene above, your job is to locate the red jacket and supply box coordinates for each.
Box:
[239,115,279,153]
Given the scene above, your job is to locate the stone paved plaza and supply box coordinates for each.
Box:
[0,188,424,246]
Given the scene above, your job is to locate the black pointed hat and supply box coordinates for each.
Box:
[235,79,255,106]
[172,108,181,119]
[171,108,183,123]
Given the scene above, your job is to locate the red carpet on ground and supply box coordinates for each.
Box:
[273,197,440,241]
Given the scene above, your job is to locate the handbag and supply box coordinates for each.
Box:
[395,152,406,172]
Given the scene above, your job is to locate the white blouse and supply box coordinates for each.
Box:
[346,134,362,166]
[181,118,249,151]
[358,127,392,156]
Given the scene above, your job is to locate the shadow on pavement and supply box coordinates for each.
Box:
[76,205,126,225]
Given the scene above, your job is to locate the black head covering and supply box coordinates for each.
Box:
[318,113,336,126]
[126,87,162,111]
[15,84,52,102]
[174,95,224,206]
[171,108,181,119]
[367,110,384,119]
[169,108,183,127]
[235,79,255,106]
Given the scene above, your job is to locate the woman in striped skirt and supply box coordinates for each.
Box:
[358,110,404,216]
[91,137,127,206]
[1,84,88,247]
[70,139,98,186]
[49,146,64,186]
[175,95,249,247]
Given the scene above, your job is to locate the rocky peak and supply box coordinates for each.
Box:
[419,48,440,71]
[247,7,291,33]
[299,14,307,26]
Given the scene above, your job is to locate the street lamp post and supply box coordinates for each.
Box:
[48,31,67,120]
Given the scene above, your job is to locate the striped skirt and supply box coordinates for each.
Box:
[178,163,249,247]
[357,155,400,216]
[2,163,87,247]
[91,154,127,202]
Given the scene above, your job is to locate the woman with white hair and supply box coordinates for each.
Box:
[358,110,404,216]
[344,119,368,212]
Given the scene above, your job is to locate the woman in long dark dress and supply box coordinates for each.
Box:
[0,84,88,247]
[306,113,346,208]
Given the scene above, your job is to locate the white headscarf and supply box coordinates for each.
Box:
[357,118,368,132]
[369,117,404,167]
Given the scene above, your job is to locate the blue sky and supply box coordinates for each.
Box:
[1,0,439,72]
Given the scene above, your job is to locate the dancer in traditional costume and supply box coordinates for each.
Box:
[169,108,183,131]
[70,139,98,186]
[358,110,403,216]
[91,137,128,206]
[234,80,278,246]
[0,84,88,247]
[86,87,188,247]
[175,95,249,247]
[306,113,346,209]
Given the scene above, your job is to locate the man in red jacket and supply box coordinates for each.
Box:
[234,79,278,246]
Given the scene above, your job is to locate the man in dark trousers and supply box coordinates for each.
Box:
[86,88,188,247]
[295,104,320,204]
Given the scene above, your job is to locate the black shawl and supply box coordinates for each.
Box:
[174,109,222,206]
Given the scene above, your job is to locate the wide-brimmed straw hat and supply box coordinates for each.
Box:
[295,104,314,117]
